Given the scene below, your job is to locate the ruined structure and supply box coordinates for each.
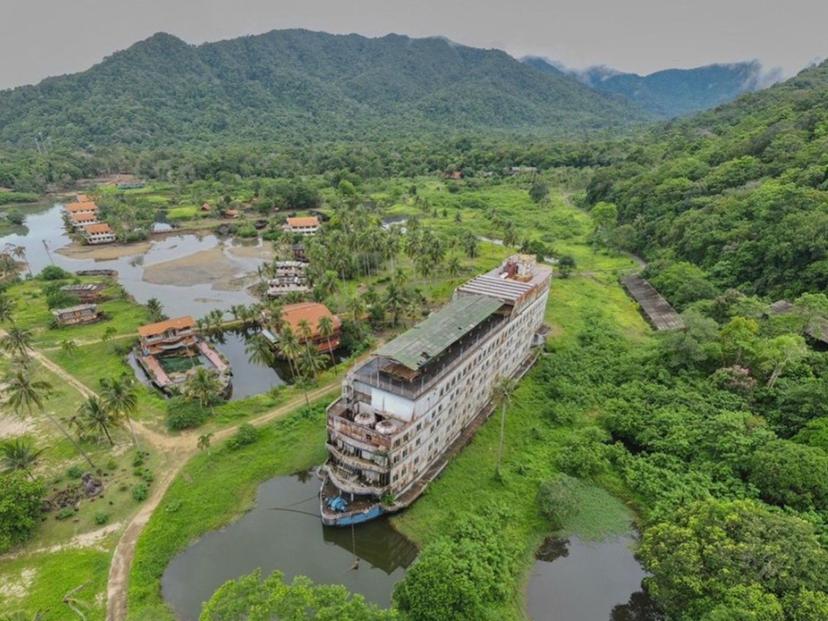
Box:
[135,316,231,394]
[52,304,102,327]
[266,261,310,297]
[321,255,551,525]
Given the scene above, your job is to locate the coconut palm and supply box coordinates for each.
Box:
[182,367,224,410]
[0,326,33,358]
[12,246,31,277]
[348,295,366,323]
[318,315,337,363]
[447,255,462,276]
[1,437,47,479]
[298,345,325,383]
[99,375,139,448]
[146,298,165,322]
[492,376,518,476]
[72,395,122,446]
[0,295,14,323]
[2,368,95,468]
[245,333,275,368]
[277,326,302,378]
[60,339,79,357]
[197,432,213,455]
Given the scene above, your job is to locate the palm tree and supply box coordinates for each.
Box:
[182,367,223,410]
[0,326,33,358]
[245,333,275,368]
[197,432,213,455]
[12,246,31,277]
[1,437,46,479]
[278,326,302,378]
[99,375,139,448]
[2,369,95,468]
[298,345,325,383]
[72,395,122,446]
[492,376,518,476]
[318,315,337,364]
[447,255,462,276]
[0,295,14,323]
[60,339,78,357]
[146,298,165,322]
[348,295,366,322]
[384,281,409,327]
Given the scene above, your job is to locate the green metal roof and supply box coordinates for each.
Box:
[376,294,503,371]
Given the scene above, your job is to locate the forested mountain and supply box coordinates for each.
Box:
[0,30,651,148]
[586,58,828,299]
[524,56,779,117]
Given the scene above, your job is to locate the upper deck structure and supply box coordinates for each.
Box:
[321,255,551,525]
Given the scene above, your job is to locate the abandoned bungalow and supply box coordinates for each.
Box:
[82,223,116,245]
[52,304,101,327]
[60,282,106,302]
[267,261,311,297]
[280,302,342,354]
[69,211,99,229]
[285,216,320,236]
[321,255,551,525]
[65,201,98,217]
[136,316,230,393]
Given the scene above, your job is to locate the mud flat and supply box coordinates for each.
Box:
[57,241,151,261]
[142,246,255,291]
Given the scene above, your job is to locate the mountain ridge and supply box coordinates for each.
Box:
[523,56,784,118]
[0,29,652,148]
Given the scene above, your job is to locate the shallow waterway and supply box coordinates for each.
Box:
[526,534,662,621]
[0,203,266,317]
[161,472,418,620]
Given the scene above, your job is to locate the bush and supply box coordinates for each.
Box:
[94,512,110,525]
[0,473,45,552]
[165,397,210,430]
[132,483,149,502]
[66,464,84,479]
[555,428,610,478]
[394,510,519,620]
[38,265,72,280]
[538,474,582,529]
[105,458,118,471]
[56,506,77,520]
[227,423,259,450]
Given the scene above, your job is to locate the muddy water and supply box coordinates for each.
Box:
[206,331,289,400]
[161,471,417,620]
[0,203,264,317]
[526,534,662,621]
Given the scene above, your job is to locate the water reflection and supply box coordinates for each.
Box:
[527,535,660,621]
[207,330,290,401]
[161,471,417,620]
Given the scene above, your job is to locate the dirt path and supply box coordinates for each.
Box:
[2,327,356,621]
[105,381,340,621]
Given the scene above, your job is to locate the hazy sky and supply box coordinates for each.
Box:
[2,0,826,90]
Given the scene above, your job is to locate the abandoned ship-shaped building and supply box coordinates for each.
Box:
[321,255,551,525]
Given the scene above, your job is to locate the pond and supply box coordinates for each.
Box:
[161,471,418,620]
[526,534,662,621]
[0,203,268,317]
[206,330,290,401]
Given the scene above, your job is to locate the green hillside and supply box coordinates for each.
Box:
[586,59,828,299]
[0,30,651,148]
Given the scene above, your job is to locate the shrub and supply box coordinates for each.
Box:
[66,465,84,479]
[165,397,210,430]
[227,423,259,450]
[105,458,118,471]
[538,474,582,529]
[0,473,45,552]
[56,506,76,520]
[94,512,110,525]
[132,483,149,502]
[39,265,72,280]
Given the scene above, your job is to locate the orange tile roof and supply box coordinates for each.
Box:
[76,194,90,202]
[286,216,320,228]
[66,201,98,213]
[137,316,195,338]
[281,302,340,338]
[70,212,97,223]
[83,223,113,235]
